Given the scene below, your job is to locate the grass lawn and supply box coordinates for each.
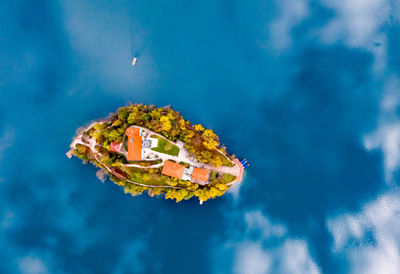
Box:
[213,150,234,166]
[222,173,236,183]
[133,175,170,186]
[120,166,171,186]
[122,135,128,151]
[127,159,163,166]
[220,154,234,166]
[151,138,180,156]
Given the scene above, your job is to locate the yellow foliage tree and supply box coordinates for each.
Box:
[208,186,225,198]
[174,189,189,202]
[184,130,195,142]
[164,189,188,202]
[194,124,205,132]
[165,177,178,186]
[186,182,199,191]
[178,118,186,130]
[148,188,163,197]
[164,189,176,200]
[124,184,146,196]
[209,156,223,167]
[202,129,219,150]
[194,188,211,202]
[93,123,106,131]
[160,116,172,131]
[215,183,229,191]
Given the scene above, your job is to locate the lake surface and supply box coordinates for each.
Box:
[1,1,400,273]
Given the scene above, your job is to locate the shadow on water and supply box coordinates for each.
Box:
[239,46,384,271]
[141,199,227,273]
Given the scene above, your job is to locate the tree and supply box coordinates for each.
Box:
[112,119,122,127]
[124,184,146,196]
[92,130,105,144]
[208,155,222,167]
[93,123,106,131]
[174,189,189,202]
[202,129,219,150]
[165,189,190,202]
[143,113,151,122]
[148,188,163,197]
[150,109,161,121]
[165,177,178,186]
[178,118,186,130]
[165,189,177,201]
[186,182,199,191]
[183,191,195,200]
[194,124,205,132]
[107,129,122,142]
[200,150,213,161]
[160,116,172,131]
[194,188,211,202]
[184,130,195,143]
[117,108,129,122]
[127,112,138,125]
[215,183,228,191]
[208,186,224,198]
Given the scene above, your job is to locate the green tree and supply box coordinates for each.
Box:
[93,123,106,131]
[127,112,138,125]
[117,108,129,122]
[143,113,151,122]
[108,129,122,142]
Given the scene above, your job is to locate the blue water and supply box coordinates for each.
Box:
[1,1,399,273]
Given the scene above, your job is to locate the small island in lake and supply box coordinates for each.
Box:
[67,104,244,203]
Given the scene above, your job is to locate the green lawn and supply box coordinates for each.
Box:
[130,173,171,186]
[119,166,170,186]
[219,153,234,166]
[122,135,128,151]
[222,173,236,184]
[151,138,180,156]
[212,150,234,166]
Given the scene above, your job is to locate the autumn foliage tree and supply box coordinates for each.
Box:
[202,129,219,150]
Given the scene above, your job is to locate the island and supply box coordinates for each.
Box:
[67,104,244,203]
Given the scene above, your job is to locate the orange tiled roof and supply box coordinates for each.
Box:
[126,127,140,137]
[126,127,142,161]
[192,168,210,182]
[162,160,185,179]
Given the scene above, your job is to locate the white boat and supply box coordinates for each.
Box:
[131,57,137,67]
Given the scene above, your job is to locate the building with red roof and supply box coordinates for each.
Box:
[110,142,121,152]
[161,160,185,179]
[192,168,210,182]
[126,127,142,161]
[111,167,128,180]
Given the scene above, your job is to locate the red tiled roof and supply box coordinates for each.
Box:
[192,168,210,182]
[126,127,142,161]
[162,160,185,179]
[110,142,121,152]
